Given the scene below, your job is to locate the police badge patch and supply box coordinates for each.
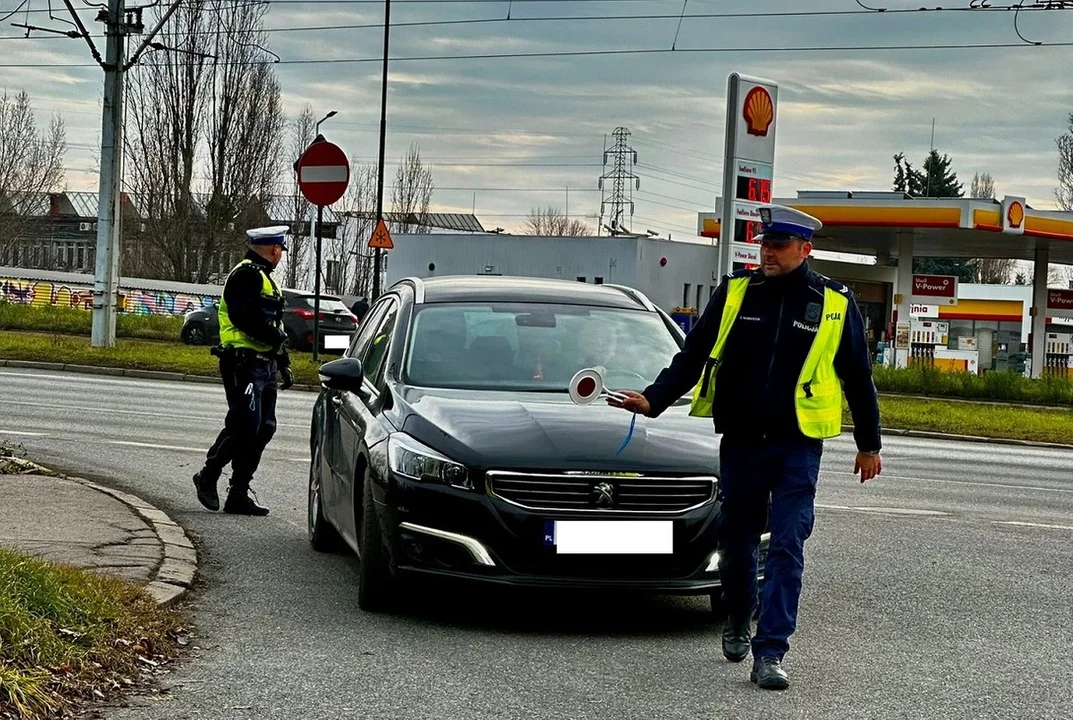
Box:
[805,302,822,322]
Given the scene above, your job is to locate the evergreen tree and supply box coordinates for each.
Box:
[893,148,972,280]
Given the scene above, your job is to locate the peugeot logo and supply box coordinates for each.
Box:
[591,481,615,509]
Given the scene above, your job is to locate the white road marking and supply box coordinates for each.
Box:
[994,521,1073,531]
[816,503,950,517]
[0,429,50,437]
[289,458,310,463]
[0,399,306,429]
[107,440,203,452]
[826,470,1073,495]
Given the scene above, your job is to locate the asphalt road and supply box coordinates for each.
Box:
[2,366,1072,720]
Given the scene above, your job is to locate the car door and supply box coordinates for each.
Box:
[337,298,400,521]
[325,299,390,495]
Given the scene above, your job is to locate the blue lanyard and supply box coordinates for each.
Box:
[615,412,637,455]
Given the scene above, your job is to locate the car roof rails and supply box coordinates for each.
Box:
[602,283,657,312]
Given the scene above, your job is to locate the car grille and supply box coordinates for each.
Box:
[485,471,715,513]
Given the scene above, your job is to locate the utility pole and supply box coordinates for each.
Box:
[90,0,130,348]
[372,0,391,299]
[47,0,181,347]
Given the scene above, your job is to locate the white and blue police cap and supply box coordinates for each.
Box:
[755,205,822,244]
[246,225,289,251]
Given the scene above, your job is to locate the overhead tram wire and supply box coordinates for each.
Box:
[5,3,1072,38]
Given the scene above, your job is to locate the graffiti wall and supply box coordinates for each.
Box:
[0,277,217,316]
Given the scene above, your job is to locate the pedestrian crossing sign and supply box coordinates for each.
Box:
[368,219,394,249]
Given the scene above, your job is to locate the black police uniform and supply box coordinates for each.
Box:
[192,249,293,516]
[641,260,882,686]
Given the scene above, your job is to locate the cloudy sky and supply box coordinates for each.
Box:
[3,0,1073,240]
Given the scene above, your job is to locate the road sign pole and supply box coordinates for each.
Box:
[313,204,323,362]
[373,0,391,300]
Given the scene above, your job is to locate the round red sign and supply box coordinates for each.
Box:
[296,140,350,206]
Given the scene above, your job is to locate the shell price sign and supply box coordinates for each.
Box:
[718,72,779,275]
[911,274,959,306]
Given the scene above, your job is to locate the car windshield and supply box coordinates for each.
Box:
[403,302,682,392]
[293,296,351,313]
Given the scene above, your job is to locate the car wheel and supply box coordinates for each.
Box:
[357,466,394,612]
[182,322,206,345]
[308,434,343,552]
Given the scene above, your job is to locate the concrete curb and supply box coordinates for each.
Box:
[841,425,1073,450]
[0,358,319,392]
[5,454,199,607]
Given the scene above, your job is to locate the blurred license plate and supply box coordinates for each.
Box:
[545,520,672,554]
[324,335,350,349]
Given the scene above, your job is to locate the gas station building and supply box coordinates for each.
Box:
[698,190,1073,379]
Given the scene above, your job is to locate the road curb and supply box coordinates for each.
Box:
[0,357,319,392]
[842,425,1073,450]
[4,454,199,607]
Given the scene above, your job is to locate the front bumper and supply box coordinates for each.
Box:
[383,473,770,594]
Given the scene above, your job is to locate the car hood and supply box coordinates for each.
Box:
[391,385,718,475]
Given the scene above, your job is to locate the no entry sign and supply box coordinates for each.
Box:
[297,139,350,206]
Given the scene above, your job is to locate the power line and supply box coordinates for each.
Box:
[8,39,1072,68]
[8,5,1059,38]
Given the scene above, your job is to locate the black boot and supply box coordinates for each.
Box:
[722,614,752,662]
[750,656,789,690]
[193,470,220,511]
[223,485,270,516]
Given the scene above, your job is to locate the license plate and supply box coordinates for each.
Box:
[324,335,350,349]
[544,520,673,554]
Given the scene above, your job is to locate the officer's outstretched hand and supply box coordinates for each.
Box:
[608,389,651,416]
[854,452,882,483]
[280,367,295,391]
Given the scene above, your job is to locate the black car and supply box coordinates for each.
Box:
[308,275,770,613]
[180,289,358,352]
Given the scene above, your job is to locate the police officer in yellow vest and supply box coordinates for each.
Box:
[193,226,295,517]
[611,205,882,690]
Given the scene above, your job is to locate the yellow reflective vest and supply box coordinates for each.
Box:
[218,259,284,354]
[688,275,849,439]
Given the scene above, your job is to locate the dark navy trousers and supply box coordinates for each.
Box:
[716,434,822,661]
[203,354,278,490]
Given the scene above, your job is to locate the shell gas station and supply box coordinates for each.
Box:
[697,72,1073,380]
[697,192,1073,379]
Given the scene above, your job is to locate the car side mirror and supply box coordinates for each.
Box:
[318,357,364,393]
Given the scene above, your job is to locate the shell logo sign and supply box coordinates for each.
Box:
[1001,195,1027,235]
[1007,200,1024,229]
[743,86,774,137]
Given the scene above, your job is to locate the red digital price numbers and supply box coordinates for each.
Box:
[735,175,771,204]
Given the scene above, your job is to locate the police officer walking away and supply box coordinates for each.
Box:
[611,205,883,690]
[192,226,295,516]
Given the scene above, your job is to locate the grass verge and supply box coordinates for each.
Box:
[0,303,184,342]
[0,543,186,720]
[0,331,322,386]
[846,395,1073,446]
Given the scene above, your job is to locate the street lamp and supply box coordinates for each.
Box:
[315,110,337,139]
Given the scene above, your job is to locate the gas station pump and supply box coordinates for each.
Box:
[909,319,949,365]
[1044,332,1073,377]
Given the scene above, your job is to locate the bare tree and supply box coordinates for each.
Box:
[333,163,379,297]
[123,0,212,280]
[0,90,67,262]
[1057,113,1073,211]
[970,172,996,199]
[283,105,317,289]
[522,205,593,236]
[124,0,284,283]
[390,143,434,234]
[203,0,285,281]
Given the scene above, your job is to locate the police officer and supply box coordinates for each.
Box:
[610,205,883,690]
[192,226,295,516]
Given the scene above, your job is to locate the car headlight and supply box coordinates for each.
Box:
[388,433,472,490]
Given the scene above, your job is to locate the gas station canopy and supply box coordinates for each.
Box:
[698,191,1073,264]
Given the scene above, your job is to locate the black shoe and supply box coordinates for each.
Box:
[750,656,789,690]
[722,615,752,662]
[223,487,270,516]
[193,470,220,511]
